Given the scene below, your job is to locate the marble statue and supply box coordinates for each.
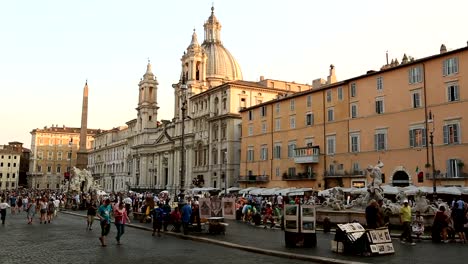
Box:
[366,161,384,202]
[67,167,102,193]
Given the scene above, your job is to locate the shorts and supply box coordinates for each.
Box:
[100,220,111,236]
[40,209,47,214]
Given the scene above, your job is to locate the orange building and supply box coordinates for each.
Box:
[240,44,468,191]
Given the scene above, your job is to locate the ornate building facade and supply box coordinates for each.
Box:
[88,7,311,195]
[240,44,468,190]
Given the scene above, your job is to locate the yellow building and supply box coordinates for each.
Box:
[28,125,99,189]
[240,44,468,191]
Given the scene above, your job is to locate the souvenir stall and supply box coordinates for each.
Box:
[332,223,394,256]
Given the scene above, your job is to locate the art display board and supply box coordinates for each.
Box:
[300,205,316,233]
[337,223,366,242]
[199,198,212,219]
[284,204,299,232]
[222,197,236,219]
[366,228,394,255]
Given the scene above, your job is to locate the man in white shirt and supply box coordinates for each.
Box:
[0,198,12,225]
[277,193,283,208]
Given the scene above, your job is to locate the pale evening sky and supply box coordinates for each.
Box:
[0,0,467,148]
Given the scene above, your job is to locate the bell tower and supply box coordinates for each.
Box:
[136,61,159,132]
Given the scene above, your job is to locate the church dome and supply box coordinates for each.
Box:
[202,7,243,81]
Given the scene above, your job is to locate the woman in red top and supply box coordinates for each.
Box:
[170,206,182,232]
[114,202,130,245]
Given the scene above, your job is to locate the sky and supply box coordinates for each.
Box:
[1,0,467,149]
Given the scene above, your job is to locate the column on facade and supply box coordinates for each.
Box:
[141,154,148,187]
[167,151,175,189]
[185,146,192,190]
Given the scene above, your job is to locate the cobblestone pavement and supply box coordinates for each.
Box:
[0,211,316,264]
[119,212,468,264]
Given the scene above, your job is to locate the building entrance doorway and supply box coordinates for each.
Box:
[392,171,410,187]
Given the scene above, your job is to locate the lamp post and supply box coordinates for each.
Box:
[428,111,437,201]
[179,83,188,202]
[67,138,73,194]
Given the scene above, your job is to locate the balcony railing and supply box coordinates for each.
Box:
[282,173,316,181]
[425,172,468,180]
[293,146,320,164]
[238,175,269,183]
[324,170,366,178]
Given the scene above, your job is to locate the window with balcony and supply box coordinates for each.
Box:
[409,66,422,84]
[409,127,427,147]
[443,57,458,76]
[47,166,52,173]
[288,167,296,177]
[56,165,61,173]
[443,123,460,144]
[447,159,462,178]
[447,82,459,102]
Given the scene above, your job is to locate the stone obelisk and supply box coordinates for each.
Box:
[76,81,89,169]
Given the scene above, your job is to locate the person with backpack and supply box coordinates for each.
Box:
[0,198,11,225]
[26,198,36,224]
[151,202,164,237]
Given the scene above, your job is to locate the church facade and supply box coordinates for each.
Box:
[88,7,310,194]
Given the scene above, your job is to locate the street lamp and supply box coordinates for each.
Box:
[179,82,188,201]
[428,110,437,201]
[67,138,73,191]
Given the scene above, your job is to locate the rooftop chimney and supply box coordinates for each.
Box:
[259,76,264,81]
[440,44,447,54]
[327,64,337,84]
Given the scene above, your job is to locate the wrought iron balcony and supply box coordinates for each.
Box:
[238,175,269,183]
[425,172,468,180]
[293,146,320,164]
[282,172,316,181]
[324,170,366,178]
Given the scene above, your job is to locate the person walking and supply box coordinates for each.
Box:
[26,198,36,224]
[39,197,48,224]
[0,198,11,225]
[86,199,97,230]
[151,202,164,237]
[400,199,415,245]
[113,202,130,245]
[181,201,192,235]
[97,199,112,247]
[47,198,55,223]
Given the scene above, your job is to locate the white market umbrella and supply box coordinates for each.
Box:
[238,187,258,194]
